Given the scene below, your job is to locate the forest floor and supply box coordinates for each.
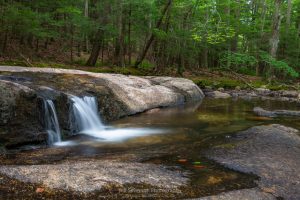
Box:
[0,58,299,92]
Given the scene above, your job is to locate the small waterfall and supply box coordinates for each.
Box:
[69,95,165,142]
[43,99,62,144]
[70,96,104,134]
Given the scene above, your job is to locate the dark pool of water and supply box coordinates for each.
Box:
[1,98,300,198]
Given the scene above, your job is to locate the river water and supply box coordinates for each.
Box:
[1,98,299,198]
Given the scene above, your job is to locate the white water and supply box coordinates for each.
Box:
[70,96,164,142]
[71,96,104,132]
[44,100,62,144]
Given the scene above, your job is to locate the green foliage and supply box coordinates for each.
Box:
[259,51,299,78]
[0,0,299,83]
[220,52,258,71]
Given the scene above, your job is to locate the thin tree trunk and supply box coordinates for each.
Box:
[128,4,132,65]
[86,1,109,66]
[114,0,125,67]
[86,29,102,66]
[77,43,81,57]
[70,27,74,62]
[231,0,240,52]
[270,0,283,58]
[84,0,89,52]
[286,0,292,27]
[134,0,173,68]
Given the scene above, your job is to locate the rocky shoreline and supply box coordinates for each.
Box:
[203,87,300,103]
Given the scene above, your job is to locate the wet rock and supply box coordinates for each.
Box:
[235,86,241,91]
[196,188,275,200]
[217,87,225,92]
[0,160,188,193]
[205,91,231,99]
[253,107,277,117]
[255,88,271,95]
[0,80,45,147]
[254,107,300,117]
[206,124,300,200]
[280,90,299,98]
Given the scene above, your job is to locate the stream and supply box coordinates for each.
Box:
[0,98,299,199]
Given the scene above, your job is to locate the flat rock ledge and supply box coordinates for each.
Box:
[206,124,300,200]
[0,160,188,193]
[0,66,204,115]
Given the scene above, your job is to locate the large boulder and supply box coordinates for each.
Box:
[0,80,46,147]
[207,124,300,200]
[0,66,204,147]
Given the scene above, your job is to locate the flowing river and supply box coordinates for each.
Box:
[0,98,299,199]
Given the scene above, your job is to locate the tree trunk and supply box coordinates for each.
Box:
[84,0,89,52]
[114,0,125,67]
[134,0,173,68]
[86,1,110,66]
[86,30,102,66]
[270,0,283,58]
[231,0,240,52]
[128,4,132,65]
[286,0,292,27]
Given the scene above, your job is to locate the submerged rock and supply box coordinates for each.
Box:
[206,124,300,200]
[205,91,231,99]
[254,107,300,117]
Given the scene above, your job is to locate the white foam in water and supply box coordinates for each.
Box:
[82,128,165,142]
[53,141,76,147]
[71,96,165,142]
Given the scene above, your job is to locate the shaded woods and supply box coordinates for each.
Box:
[0,0,300,79]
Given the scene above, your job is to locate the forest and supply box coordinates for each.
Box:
[1,1,300,199]
[0,0,300,82]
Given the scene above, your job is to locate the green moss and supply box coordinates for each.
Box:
[250,80,266,88]
[0,60,28,66]
[214,143,237,149]
[192,77,245,89]
[266,84,291,91]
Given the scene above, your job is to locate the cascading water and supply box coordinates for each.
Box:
[70,96,104,133]
[43,99,62,144]
[70,96,164,142]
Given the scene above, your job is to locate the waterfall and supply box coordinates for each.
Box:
[70,96,104,134]
[43,99,62,144]
[70,95,164,141]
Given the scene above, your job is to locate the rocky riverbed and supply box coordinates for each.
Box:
[1,66,300,199]
[206,124,300,200]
